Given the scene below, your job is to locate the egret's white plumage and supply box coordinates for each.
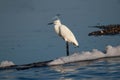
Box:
[48,17,79,56]
[53,19,79,47]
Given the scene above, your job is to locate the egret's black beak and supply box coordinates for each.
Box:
[48,22,53,25]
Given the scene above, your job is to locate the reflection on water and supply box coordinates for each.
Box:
[50,57,120,80]
[50,60,95,73]
[0,57,120,80]
[51,56,120,73]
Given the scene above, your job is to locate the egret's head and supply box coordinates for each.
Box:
[48,14,61,25]
[48,19,61,25]
[53,19,61,25]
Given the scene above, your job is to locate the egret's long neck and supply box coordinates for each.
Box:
[54,20,62,35]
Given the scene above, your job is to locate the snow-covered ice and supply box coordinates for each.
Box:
[48,45,120,65]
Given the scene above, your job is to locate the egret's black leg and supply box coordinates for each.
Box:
[66,42,69,56]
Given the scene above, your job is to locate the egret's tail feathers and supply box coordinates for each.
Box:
[73,42,79,47]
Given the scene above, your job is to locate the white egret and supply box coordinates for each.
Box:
[48,17,79,56]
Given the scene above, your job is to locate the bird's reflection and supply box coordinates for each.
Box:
[50,56,120,73]
[50,57,120,80]
[50,60,96,73]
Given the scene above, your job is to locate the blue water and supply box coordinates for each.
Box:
[0,0,120,80]
[0,58,120,80]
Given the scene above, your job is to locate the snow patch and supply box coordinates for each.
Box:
[48,45,120,65]
[0,60,15,67]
